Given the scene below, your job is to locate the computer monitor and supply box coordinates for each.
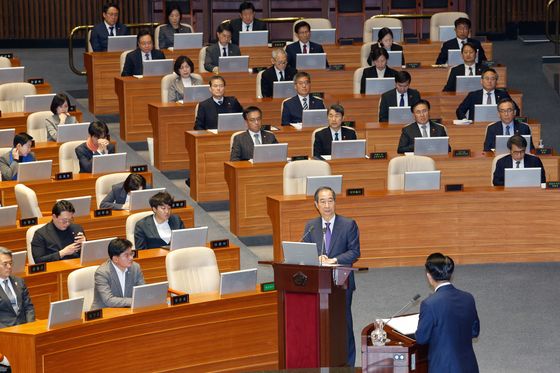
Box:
[217,113,245,131]
[17,160,52,182]
[56,196,91,217]
[173,33,203,49]
[306,175,343,196]
[23,93,56,113]
[47,297,84,330]
[91,153,127,175]
[142,59,174,77]
[456,76,482,92]
[365,77,394,95]
[107,35,137,52]
[494,135,531,155]
[302,109,328,128]
[219,268,258,296]
[447,49,462,66]
[128,188,166,211]
[414,137,449,156]
[239,30,268,47]
[310,29,336,45]
[56,123,89,143]
[0,66,24,84]
[404,171,441,191]
[218,56,249,73]
[372,27,402,42]
[282,241,320,266]
[182,85,212,103]
[0,128,15,147]
[388,106,413,124]
[273,81,296,98]
[504,168,542,188]
[169,226,208,251]
[252,143,288,163]
[474,104,499,122]
[11,251,26,275]
[0,205,17,228]
[296,53,327,70]
[438,26,455,42]
[80,237,115,265]
[331,140,366,159]
[387,51,403,67]
[131,281,168,311]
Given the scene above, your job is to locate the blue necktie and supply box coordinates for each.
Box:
[324,222,332,255]
[399,94,405,107]
[505,125,511,136]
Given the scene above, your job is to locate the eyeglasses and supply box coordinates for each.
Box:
[498,108,514,114]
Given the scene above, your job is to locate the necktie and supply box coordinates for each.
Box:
[109,26,114,36]
[302,97,308,110]
[324,222,332,255]
[505,125,511,136]
[222,47,227,57]
[246,25,250,31]
[254,134,261,144]
[399,94,405,107]
[144,53,150,61]
[279,71,284,81]
[334,132,339,141]
[216,100,223,106]
[421,125,428,137]
[515,161,520,168]
[303,44,308,54]
[461,40,466,46]
[486,92,492,104]
[3,279,18,314]
[469,67,473,76]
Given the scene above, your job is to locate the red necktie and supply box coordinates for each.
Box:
[303,44,307,54]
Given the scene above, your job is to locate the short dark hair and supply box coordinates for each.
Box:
[52,200,75,216]
[149,191,174,208]
[88,121,110,139]
[461,42,477,53]
[411,99,431,112]
[173,55,194,75]
[455,17,471,29]
[239,1,256,12]
[425,252,455,281]
[243,106,262,120]
[108,238,132,259]
[295,21,311,34]
[294,71,311,83]
[371,46,389,62]
[0,247,12,257]
[166,3,182,19]
[497,97,516,109]
[50,93,71,115]
[102,2,119,14]
[329,104,344,117]
[209,75,225,86]
[395,70,411,84]
[377,27,394,43]
[123,174,147,194]
[313,186,336,203]
[13,132,33,148]
[482,68,498,79]
[507,134,527,150]
[136,29,153,43]
[217,23,233,34]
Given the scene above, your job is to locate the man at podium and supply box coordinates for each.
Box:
[303,186,360,366]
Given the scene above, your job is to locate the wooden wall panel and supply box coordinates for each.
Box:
[476,0,547,33]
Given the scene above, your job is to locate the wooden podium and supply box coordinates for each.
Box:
[273,263,352,369]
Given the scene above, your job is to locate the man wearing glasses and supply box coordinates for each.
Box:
[281,71,325,125]
[260,48,297,98]
[483,98,534,152]
[230,106,278,161]
[492,134,545,186]
[0,247,35,329]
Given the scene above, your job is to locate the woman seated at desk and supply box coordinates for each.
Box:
[360,47,397,94]
[134,191,185,250]
[167,55,203,102]
[367,27,405,67]
[45,93,76,142]
[100,173,147,210]
[158,4,192,49]
[75,121,116,173]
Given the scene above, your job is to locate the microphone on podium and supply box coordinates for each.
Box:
[300,226,314,242]
[384,294,422,326]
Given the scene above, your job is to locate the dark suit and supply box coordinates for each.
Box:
[443,64,485,92]
[204,43,241,72]
[397,121,449,154]
[90,260,145,309]
[281,95,325,125]
[260,65,297,98]
[435,38,487,65]
[99,182,128,210]
[360,66,397,94]
[456,89,519,121]
[303,215,360,366]
[194,96,243,130]
[366,43,405,66]
[313,126,357,158]
[492,154,546,186]
[285,41,325,69]
[416,284,480,373]
[229,18,268,45]
[484,120,534,151]
[90,22,128,52]
[75,142,117,173]
[121,48,166,76]
[379,88,421,122]
[0,276,35,328]
[134,214,185,250]
[230,130,278,161]
[31,221,85,263]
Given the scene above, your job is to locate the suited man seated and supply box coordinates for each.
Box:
[313,104,357,159]
[194,75,243,130]
[121,29,165,76]
[90,2,128,52]
[281,71,325,125]
[492,134,545,186]
[230,106,278,161]
[134,192,185,250]
[286,21,326,69]
[443,42,486,92]
[456,68,519,121]
[229,1,267,45]
[379,70,421,123]
[435,17,487,65]
[99,173,147,210]
[360,47,397,94]
[0,247,35,329]
[204,23,241,73]
[397,99,449,154]
[484,98,534,152]
[90,238,145,309]
[260,48,297,98]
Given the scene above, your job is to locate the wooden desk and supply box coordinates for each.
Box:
[0,290,278,372]
[84,51,123,115]
[0,110,83,134]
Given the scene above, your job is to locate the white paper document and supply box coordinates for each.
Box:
[384,313,419,336]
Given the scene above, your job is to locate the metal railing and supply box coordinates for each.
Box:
[546,0,560,54]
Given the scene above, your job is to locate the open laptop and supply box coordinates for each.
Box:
[253,143,288,163]
[306,175,343,196]
[447,49,463,66]
[0,129,15,147]
[438,25,455,41]
[311,29,336,45]
[504,168,542,188]
[131,281,168,311]
[129,187,166,211]
[183,85,212,103]
[373,26,402,42]
[365,77,394,95]
[273,81,296,98]
[296,53,327,70]
[91,153,127,175]
[11,251,26,275]
[302,109,328,128]
[107,35,137,52]
[387,51,403,67]
[218,56,249,73]
[80,237,115,265]
[414,137,449,156]
[282,241,320,266]
[494,135,531,155]
[56,123,89,143]
[219,268,258,296]
[331,139,366,159]
[142,59,174,77]
[456,76,482,92]
[388,106,413,124]
[56,196,91,217]
[0,205,17,228]
[47,297,84,330]
[23,93,56,113]
[0,66,24,84]
[239,30,268,47]
[404,171,441,191]
[169,226,208,250]
[474,104,499,122]
[217,113,245,131]
[17,160,52,182]
[174,33,203,49]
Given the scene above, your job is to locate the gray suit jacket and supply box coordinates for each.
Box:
[204,43,241,72]
[99,181,128,210]
[0,276,35,328]
[91,260,145,310]
[167,75,204,103]
[230,130,278,161]
[134,214,184,250]
[45,114,77,142]
[158,24,192,49]
[0,150,36,181]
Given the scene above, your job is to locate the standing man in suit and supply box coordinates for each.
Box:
[260,48,297,98]
[90,2,128,52]
[397,99,449,154]
[230,106,278,161]
[492,135,545,186]
[194,75,243,130]
[313,104,357,159]
[379,71,421,122]
[303,186,360,366]
[281,71,325,125]
[204,23,241,73]
[0,247,35,328]
[416,252,480,373]
[435,17,487,65]
[91,238,145,309]
[229,1,268,45]
[121,30,165,76]
[443,42,486,92]
[484,98,534,152]
[456,68,519,121]
[286,21,326,69]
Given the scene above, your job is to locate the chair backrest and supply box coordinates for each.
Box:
[95,172,131,208]
[58,140,83,174]
[283,159,331,195]
[491,153,509,186]
[230,131,245,149]
[26,223,46,265]
[126,210,154,248]
[26,110,52,142]
[0,82,37,113]
[387,155,436,190]
[255,69,265,98]
[198,46,207,73]
[0,57,11,68]
[161,73,178,102]
[353,67,365,94]
[363,17,403,43]
[87,29,93,52]
[360,42,375,67]
[165,246,220,294]
[310,127,325,154]
[429,12,469,41]
[14,184,42,219]
[67,265,99,311]
[293,18,333,41]
[120,50,132,73]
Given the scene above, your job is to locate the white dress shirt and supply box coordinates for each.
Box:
[242,22,253,32]
[1,277,17,307]
[395,91,409,106]
[182,77,193,87]
[298,94,310,108]
[249,129,261,145]
[482,89,496,105]
[464,63,476,75]
[416,122,431,137]
[153,216,172,244]
[299,41,310,53]
[110,262,128,296]
[435,281,452,292]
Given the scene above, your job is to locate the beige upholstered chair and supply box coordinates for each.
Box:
[0,57,11,68]
[429,12,469,41]
[387,155,436,190]
[198,46,207,73]
[161,73,178,102]
[256,69,264,98]
[58,140,83,174]
[353,67,366,94]
[26,223,46,265]
[283,159,331,195]
[230,131,245,149]
[154,23,194,49]
[126,211,154,248]
[360,42,375,67]
[95,172,131,208]
[67,265,100,311]
[26,110,52,143]
[310,127,325,153]
[87,30,93,52]
[14,184,42,219]
[165,246,220,294]
[292,18,332,41]
[363,17,403,43]
[120,50,132,73]
[0,82,36,113]
[490,153,509,186]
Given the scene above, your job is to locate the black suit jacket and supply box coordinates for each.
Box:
[0,276,35,328]
[484,120,534,151]
[313,126,357,158]
[443,64,485,92]
[204,43,242,72]
[261,65,297,98]
[121,48,166,76]
[379,88,421,122]
[194,96,243,130]
[436,38,487,65]
[281,95,325,125]
[229,18,268,45]
[366,43,405,66]
[456,89,519,120]
[397,121,449,154]
[31,221,85,263]
[134,214,185,250]
[492,154,546,186]
[90,22,128,52]
[75,142,117,173]
[285,41,325,68]
[360,66,397,94]
[230,130,278,161]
